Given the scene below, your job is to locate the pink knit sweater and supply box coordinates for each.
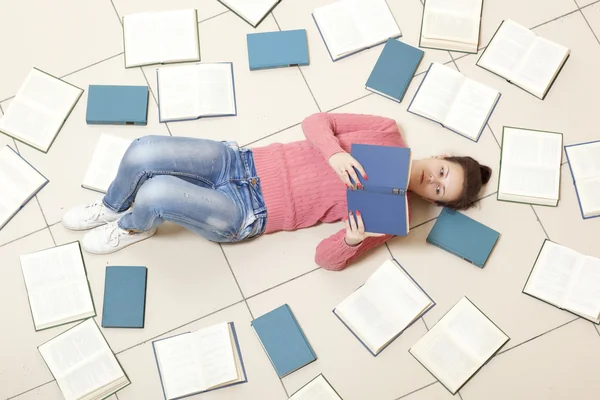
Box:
[252,113,408,271]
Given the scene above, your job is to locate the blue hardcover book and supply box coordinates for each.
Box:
[247,29,309,70]
[347,144,412,236]
[102,266,147,328]
[86,85,149,125]
[251,304,316,378]
[366,38,424,103]
[427,208,500,268]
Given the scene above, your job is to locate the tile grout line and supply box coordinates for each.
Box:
[6,380,55,400]
[579,8,600,46]
[245,267,321,301]
[531,8,581,30]
[218,244,252,318]
[580,0,600,10]
[139,68,174,137]
[458,391,465,400]
[421,317,429,331]
[0,226,50,250]
[529,205,550,239]
[486,123,501,148]
[497,317,579,357]
[198,10,231,25]
[394,381,437,400]
[61,53,125,80]
[595,325,600,337]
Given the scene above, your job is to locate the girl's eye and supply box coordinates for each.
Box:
[436,186,440,195]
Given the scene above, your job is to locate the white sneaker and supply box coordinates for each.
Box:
[62,200,126,231]
[81,221,157,254]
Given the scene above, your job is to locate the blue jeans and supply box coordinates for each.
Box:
[102,135,267,243]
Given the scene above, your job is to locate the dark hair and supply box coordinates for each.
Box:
[435,156,492,210]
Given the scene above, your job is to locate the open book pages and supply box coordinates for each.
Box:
[524,241,600,323]
[0,68,82,152]
[565,141,600,218]
[157,63,236,122]
[498,127,563,206]
[410,297,508,394]
[20,242,95,331]
[0,146,47,229]
[421,0,482,53]
[82,134,132,193]
[220,0,279,27]
[154,322,245,399]
[335,259,432,355]
[289,375,342,400]
[38,319,129,400]
[313,0,401,61]
[123,9,200,68]
[408,63,499,141]
[477,19,570,99]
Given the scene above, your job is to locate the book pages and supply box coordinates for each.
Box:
[221,0,279,26]
[38,319,128,400]
[498,128,562,202]
[313,0,401,60]
[0,68,82,152]
[410,298,508,394]
[0,146,47,228]
[82,134,132,193]
[290,375,342,400]
[422,0,481,45]
[566,142,600,217]
[124,9,200,68]
[20,242,95,330]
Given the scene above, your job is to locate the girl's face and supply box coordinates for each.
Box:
[408,157,465,203]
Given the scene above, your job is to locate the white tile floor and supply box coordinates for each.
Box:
[1,0,599,399]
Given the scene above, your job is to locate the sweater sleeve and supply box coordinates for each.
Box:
[315,229,394,271]
[301,112,400,161]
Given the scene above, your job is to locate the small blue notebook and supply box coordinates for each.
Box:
[427,208,500,268]
[247,29,309,70]
[102,266,147,328]
[86,85,149,125]
[347,144,412,236]
[366,38,424,102]
[251,304,316,378]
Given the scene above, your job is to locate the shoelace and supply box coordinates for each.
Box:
[85,200,105,222]
[99,221,125,247]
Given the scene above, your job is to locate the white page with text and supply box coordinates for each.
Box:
[409,63,464,123]
[290,375,342,400]
[222,0,279,26]
[422,0,481,44]
[563,256,600,318]
[83,134,132,193]
[195,64,236,117]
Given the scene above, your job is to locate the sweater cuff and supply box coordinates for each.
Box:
[318,140,345,161]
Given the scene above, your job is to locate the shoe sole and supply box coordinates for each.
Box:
[83,230,157,255]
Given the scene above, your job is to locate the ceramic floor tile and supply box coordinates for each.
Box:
[9,381,117,400]
[115,302,287,400]
[388,196,576,352]
[141,13,318,146]
[582,0,600,35]
[319,80,501,228]
[111,0,227,22]
[2,55,170,226]
[0,0,123,101]
[578,0,599,8]
[49,222,243,354]
[454,12,600,153]
[273,0,452,111]
[533,164,600,257]
[396,382,455,400]
[0,230,71,399]
[247,245,439,400]
[460,319,600,400]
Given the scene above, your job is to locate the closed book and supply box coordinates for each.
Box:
[251,304,316,377]
[366,38,424,102]
[426,208,500,268]
[102,266,147,328]
[347,144,411,236]
[86,85,149,125]
[247,29,309,70]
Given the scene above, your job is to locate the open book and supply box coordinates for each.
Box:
[498,127,563,206]
[289,374,343,400]
[334,259,434,356]
[312,0,402,61]
[20,241,95,331]
[0,68,83,152]
[218,0,281,27]
[523,240,600,324]
[157,62,237,123]
[565,140,600,219]
[82,134,132,193]
[410,297,509,394]
[0,145,48,229]
[420,0,483,53]
[153,322,247,399]
[39,319,129,400]
[408,62,500,141]
[477,19,570,99]
[123,9,200,68]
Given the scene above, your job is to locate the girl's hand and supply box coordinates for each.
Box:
[344,210,385,246]
[328,152,367,189]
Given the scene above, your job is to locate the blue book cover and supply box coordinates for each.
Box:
[86,85,149,125]
[347,144,411,236]
[427,208,500,268]
[247,29,309,70]
[251,304,316,378]
[102,266,147,328]
[366,38,424,103]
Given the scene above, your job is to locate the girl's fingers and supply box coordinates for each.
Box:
[348,211,357,231]
[339,169,353,188]
[355,211,365,234]
[344,217,352,233]
[352,160,368,180]
[366,232,386,238]
[346,165,362,188]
